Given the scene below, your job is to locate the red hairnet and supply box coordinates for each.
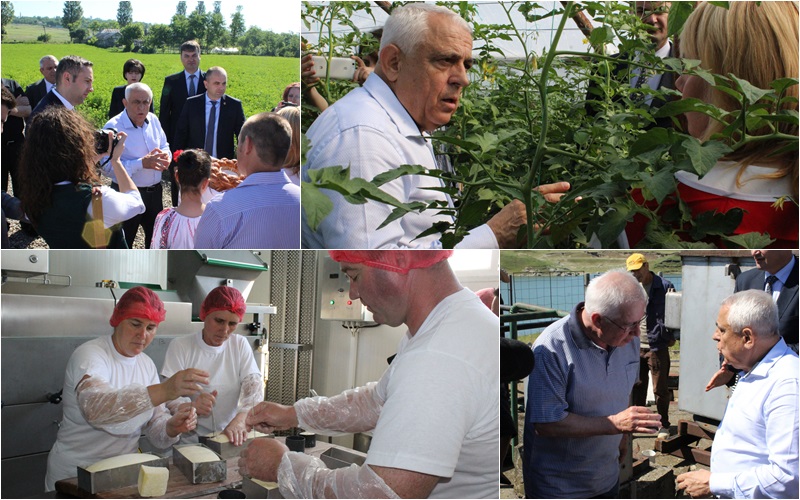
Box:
[200,286,246,321]
[328,250,453,274]
[109,286,167,327]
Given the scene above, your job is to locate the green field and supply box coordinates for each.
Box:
[500,250,682,275]
[3,23,72,43]
[1,43,299,128]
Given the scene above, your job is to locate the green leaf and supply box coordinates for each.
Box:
[653,98,721,119]
[588,25,613,47]
[682,137,733,177]
[300,182,334,231]
[473,132,501,154]
[630,127,671,156]
[456,199,492,228]
[770,77,800,96]
[371,164,429,186]
[729,74,773,104]
[596,205,635,245]
[688,209,744,240]
[667,1,694,39]
[707,2,730,8]
[640,168,677,204]
[724,232,776,249]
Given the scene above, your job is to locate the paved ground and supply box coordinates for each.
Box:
[6,176,173,249]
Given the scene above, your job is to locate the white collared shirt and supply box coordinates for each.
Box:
[204,94,222,158]
[709,338,799,498]
[301,73,497,249]
[46,81,55,94]
[51,88,74,110]
[102,110,170,188]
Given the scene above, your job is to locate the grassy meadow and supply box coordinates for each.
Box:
[1,43,299,128]
[4,23,72,43]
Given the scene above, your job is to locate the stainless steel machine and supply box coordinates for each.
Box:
[1,250,282,498]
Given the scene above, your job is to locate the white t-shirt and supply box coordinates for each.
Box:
[151,207,202,249]
[161,332,260,441]
[45,335,158,491]
[365,288,500,499]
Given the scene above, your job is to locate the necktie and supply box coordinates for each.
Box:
[188,74,196,96]
[765,275,779,295]
[205,100,217,155]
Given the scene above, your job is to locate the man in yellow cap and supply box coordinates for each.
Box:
[626,253,675,440]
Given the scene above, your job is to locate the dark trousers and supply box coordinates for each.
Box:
[112,182,162,249]
[2,139,23,193]
[591,482,620,499]
[631,348,671,429]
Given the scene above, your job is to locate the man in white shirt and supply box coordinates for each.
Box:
[302,3,569,249]
[103,83,171,249]
[677,290,799,499]
[239,250,499,498]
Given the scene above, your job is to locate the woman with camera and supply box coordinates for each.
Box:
[18,106,145,248]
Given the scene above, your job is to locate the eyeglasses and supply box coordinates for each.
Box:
[604,314,646,333]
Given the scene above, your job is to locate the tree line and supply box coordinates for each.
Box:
[1,1,299,58]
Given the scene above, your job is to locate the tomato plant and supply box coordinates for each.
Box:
[301,1,798,248]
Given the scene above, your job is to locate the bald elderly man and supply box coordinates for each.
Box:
[239,250,498,498]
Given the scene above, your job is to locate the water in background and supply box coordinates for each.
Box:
[501,273,682,312]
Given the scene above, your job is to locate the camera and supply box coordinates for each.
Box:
[94,128,120,155]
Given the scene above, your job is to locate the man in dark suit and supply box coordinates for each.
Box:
[585,2,676,130]
[159,40,205,205]
[706,250,799,391]
[1,78,30,194]
[735,250,798,349]
[174,66,245,160]
[29,55,94,119]
[25,55,58,119]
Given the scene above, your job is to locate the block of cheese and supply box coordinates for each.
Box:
[207,430,270,443]
[179,445,220,463]
[252,478,279,489]
[85,453,160,473]
[137,465,169,497]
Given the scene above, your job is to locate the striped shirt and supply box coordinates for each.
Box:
[194,170,300,248]
[523,303,640,498]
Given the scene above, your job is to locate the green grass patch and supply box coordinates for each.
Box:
[1,43,299,128]
[4,24,71,43]
[500,250,682,275]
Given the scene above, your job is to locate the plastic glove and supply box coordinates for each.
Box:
[294,382,383,435]
[144,403,185,449]
[236,373,262,414]
[278,452,398,499]
[76,376,154,429]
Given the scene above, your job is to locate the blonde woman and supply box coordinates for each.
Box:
[629,1,798,247]
[277,106,300,185]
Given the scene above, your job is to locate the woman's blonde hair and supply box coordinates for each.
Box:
[277,105,300,174]
[680,1,798,195]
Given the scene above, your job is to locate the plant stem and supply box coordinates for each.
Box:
[525,1,573,247]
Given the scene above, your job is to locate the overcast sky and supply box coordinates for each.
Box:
[11,0,300,33]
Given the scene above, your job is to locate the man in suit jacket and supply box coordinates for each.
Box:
[174,66,245,160]
[585,2,676,130]
[29,55,94,119]
[25,55,58,121]
[735,251,798,349]
[1,78,30,194]
[159,40,205,205]
[706,250,799,391]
